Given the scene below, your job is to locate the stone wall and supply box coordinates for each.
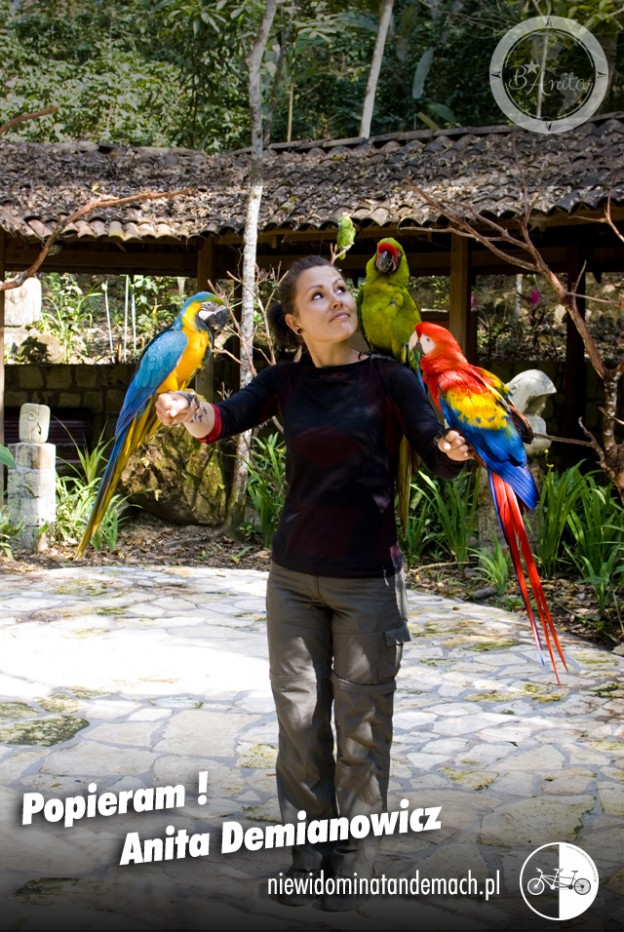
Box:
[4,363,135,447]
[4,363,228,527]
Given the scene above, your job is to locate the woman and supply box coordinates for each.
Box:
[155,256,470,910]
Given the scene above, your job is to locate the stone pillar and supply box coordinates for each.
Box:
[7,403,56,551]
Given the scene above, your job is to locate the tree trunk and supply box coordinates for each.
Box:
[226,0,279,534]
[359,0,394,138]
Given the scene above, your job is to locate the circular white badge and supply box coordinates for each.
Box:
[490,16,609,134]
[520,842,599,920]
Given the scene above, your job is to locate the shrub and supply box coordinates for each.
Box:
[246,432,286,547]
[55,433,129,551]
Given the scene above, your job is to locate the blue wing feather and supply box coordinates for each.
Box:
[115,329,188,437]
[439,393,538,510]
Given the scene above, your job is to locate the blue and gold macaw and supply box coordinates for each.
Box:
[415,321,567,682]
[77,292,227,556]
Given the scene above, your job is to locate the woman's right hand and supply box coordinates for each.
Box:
[155,392,216,439]
[155,392,191,426]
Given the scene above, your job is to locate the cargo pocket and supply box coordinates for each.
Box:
[378,625,410,682]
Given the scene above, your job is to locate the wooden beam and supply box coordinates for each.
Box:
[7,237,615,279]
[448,233,476,359]
[3,223,622,280]
[4,241,198,277]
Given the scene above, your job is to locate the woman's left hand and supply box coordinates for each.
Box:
[437,429,473,462]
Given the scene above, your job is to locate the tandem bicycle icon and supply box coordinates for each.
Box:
[520,843,598,921]
[527,866,591,897]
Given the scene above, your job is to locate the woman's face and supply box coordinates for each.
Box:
[286,265,358,348]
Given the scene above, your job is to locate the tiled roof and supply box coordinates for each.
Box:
[1,114,623,244]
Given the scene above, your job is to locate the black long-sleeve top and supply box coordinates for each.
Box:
[203,354,462,578]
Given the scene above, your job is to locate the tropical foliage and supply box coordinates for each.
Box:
[2,0,622,149]
[54,433,130,551]
[246,434,623,643]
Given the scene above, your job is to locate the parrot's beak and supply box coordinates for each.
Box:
[408,330,422,356]
[375,249,398,274]
[198,303,228,334]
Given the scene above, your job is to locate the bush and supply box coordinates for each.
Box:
[403,462,624,639]
[55,434,129,551]
[565,475,624,627]
[403,467,480,566]
[0,507,22,556]
[246,433,286,548]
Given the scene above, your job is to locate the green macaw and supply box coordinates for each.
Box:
[356,237,422,531]
[356,237,421,366]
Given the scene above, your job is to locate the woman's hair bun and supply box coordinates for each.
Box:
[267,301,301,350]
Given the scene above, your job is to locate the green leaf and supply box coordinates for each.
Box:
[427,101,457,124]
[0,446,15,468]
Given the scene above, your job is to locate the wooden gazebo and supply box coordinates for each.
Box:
[2,112,623,447]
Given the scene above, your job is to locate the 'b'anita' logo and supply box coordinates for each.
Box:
[490,16,609,134]
[520,843,599,921]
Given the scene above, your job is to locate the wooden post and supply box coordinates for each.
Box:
[564,242,586,462]
[195,237,216,401]
[196,236,215,291]
[448,233,476,360]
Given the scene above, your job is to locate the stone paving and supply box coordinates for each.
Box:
[0,565,621,931]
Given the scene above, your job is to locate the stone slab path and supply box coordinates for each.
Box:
[0,565,621,931]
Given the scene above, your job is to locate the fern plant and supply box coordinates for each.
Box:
[0,507,21,556]
[471,538,511,596]
[246,432,286,547]
[565,477,624,625]
[55,433,129,551]
[417,467,480,565]
[535,463,587,578]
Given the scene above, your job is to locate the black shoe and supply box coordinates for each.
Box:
[269,867,322,908]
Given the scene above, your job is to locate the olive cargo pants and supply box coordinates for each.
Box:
[266,561,411,878]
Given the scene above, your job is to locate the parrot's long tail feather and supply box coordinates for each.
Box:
[489,472,567,683]
[76,431,131,558]
[397,435,414,533]
[76,407,158,557]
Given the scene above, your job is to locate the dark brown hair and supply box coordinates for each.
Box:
[268,255,334,350]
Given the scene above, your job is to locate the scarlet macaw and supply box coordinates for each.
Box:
[357,237,422,530]
[414,321,567,682]
[76,292,227,556]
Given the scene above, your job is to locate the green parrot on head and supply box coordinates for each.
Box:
[333,215,357,263]
[357,237,422,531]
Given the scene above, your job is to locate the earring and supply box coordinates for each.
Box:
[296,328,303,334]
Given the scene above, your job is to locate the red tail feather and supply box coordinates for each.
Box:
[490,473,567,683]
